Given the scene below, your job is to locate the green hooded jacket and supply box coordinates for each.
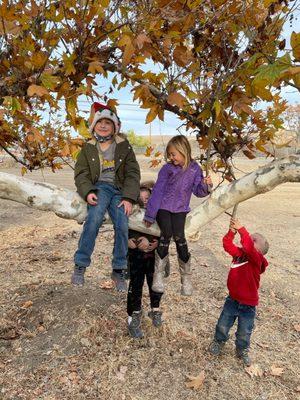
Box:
[74,135,140,203]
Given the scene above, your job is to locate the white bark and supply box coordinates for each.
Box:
[0,156,299,239]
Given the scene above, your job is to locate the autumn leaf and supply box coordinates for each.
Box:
[245,364,263,378]
[149,159,162,168]
[269,366,284,376]
[146,107,158,124]
[185,371,205,390]
[99,280,114,290]
[291,31,300,61]
[27,85,49,97]
[167,92,186,108]
[145,146,154,157]
[88,61,105,75]
[21,300,33,309]
[293,324,300,332]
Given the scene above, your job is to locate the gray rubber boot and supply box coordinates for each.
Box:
[178,255,193,296]
[128,311,143,339]
[152,252,168,293]
[236,348,251,366]
[71,265,86,286]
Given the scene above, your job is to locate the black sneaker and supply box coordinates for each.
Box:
[208,340,225,356]
[148,310,163,327]
[236,348,251,366]
[71,265,86,286]
[111,270,127,292]
[128,312,143,339]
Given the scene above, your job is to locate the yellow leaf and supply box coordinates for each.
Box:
[77,119,91,138]
[213,100,221,118]
[27,84,49,97]
[88,61,105,75]
[21,167,27,176]
[185,371,205,390]
[145,146,154,157]
[167,92,186,108]
[291,31,300,61]
[63,53,76,76]
[146,107,158,124]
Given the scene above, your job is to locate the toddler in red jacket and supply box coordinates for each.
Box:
[209,218,269,366]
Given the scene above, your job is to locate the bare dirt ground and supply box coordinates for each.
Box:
[0,154,299,400]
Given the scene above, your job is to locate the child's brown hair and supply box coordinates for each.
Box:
[165,135,192,169]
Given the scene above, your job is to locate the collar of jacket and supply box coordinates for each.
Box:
[88,134,126,145]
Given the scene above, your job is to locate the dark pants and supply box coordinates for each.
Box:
[127,251,163,316]
[156,209,189,262]
[214,296,256,350]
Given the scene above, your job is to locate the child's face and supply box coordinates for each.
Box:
[94,118,114,137]
[140,190,150,207]
[167,145,185,167]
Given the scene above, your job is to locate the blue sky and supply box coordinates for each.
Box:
[74,14,299,137]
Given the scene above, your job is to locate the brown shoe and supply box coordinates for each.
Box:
[178,255,193,296]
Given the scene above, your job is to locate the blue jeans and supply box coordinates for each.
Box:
[74,182,128,270]
[214,296,256,350]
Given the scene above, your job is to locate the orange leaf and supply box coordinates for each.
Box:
[21,300,33,309]
[185,371,205,390]
[27,84,49,97]
[167,92,186,108]
[99,280,114,290]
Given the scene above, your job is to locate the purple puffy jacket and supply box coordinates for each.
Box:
[144,161,210,223]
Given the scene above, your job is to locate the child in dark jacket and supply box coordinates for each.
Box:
[144,135,212,296]
[72,102,140,291]
[127,182,164,339]
[209,218,269,366]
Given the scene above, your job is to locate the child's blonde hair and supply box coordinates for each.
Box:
[165,135,192,169]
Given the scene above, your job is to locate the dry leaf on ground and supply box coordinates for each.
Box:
[293,324,300,332]
[186,371,205,390]
[21,300,33,309]
[99,280,114,289]
[270,366,284,376]
[116,366,128,381]
[245,364,263,378]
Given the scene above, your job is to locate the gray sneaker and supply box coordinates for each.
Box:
[111,270,127,292]
[128,312,143,339]
[208,340,225,356]
[148,310,163,327]
[236,348,251,366]
[71,265,86,286]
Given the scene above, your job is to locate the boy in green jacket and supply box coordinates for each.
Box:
[72,102,140,291]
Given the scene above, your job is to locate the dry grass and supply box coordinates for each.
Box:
[0,157,299,400]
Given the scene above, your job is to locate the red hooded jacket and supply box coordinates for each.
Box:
[223,227,268,306]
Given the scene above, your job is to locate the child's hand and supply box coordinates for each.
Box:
[204,176,213,186]
[128,238,137,249]
[87,192,98,205]
[230,218,243,231]
[118,200,132,216]
[144,220,153,228]
[137,237,150,251]
[147,239,158,252]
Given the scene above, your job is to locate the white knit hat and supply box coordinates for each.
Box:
[89,103,121,134]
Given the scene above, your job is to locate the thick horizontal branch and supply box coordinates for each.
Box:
[0,156,299,239]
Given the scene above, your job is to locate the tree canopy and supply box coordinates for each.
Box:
[0,0,299,176]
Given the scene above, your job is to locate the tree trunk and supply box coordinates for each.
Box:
[0,156,299,239]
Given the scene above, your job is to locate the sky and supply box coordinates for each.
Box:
[72,11,300,138]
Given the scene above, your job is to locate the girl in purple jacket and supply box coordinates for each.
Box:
[144,135,212,296]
